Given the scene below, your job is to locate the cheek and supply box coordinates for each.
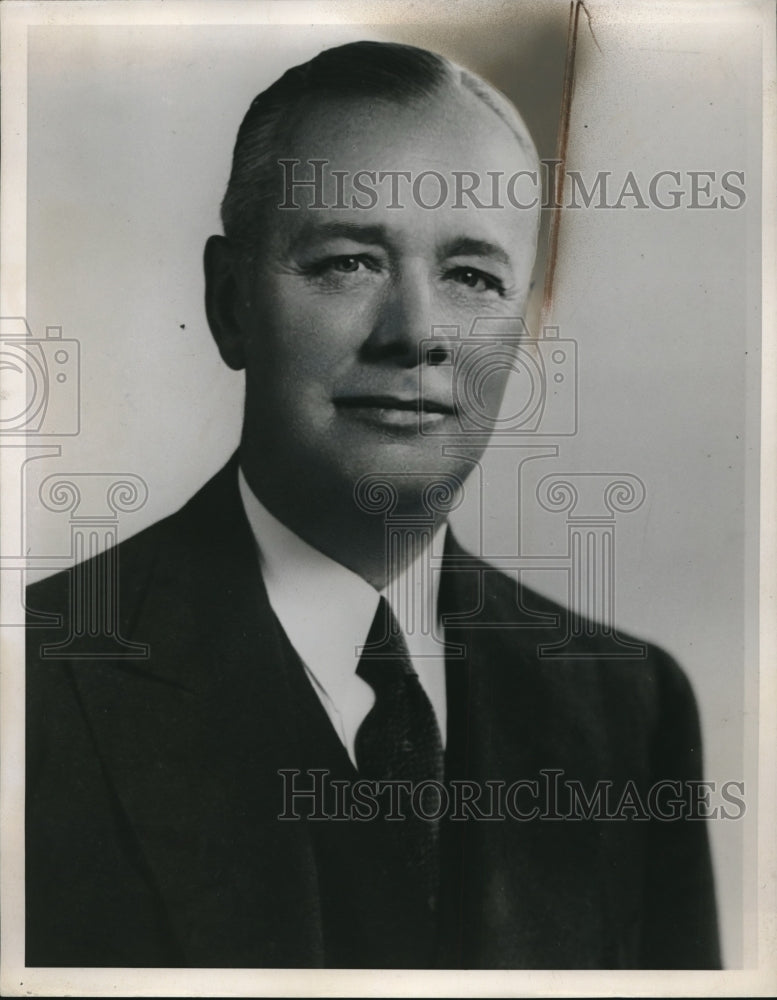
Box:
[452,345,516,424]
[478,367,512,414]
[249,282,376,376]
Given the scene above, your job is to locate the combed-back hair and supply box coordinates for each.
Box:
[220,40,537,253]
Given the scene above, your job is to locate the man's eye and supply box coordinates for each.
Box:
[312,255,377,275]
[330,256,362,272]
[447,266,505,295]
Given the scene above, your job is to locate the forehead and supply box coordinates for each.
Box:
[282,87,534,182]
[265,89,538,256]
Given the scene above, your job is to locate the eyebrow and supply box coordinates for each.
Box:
[290,221,389,250]
[438,237,512,269]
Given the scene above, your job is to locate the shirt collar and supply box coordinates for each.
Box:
[237,467,446,695]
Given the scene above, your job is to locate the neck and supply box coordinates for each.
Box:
[238,451,449,590]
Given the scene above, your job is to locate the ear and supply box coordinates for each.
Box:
[203,234,249,371]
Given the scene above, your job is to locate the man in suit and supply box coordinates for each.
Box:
[25,40,721,969]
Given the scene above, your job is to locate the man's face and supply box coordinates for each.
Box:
[231,88,539,508]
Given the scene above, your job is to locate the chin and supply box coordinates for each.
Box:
[330,447,472,522]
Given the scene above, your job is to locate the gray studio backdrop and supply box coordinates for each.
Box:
[22,1,762,967]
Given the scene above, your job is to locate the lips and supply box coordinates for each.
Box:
[333,394,454,415]
[333,393,455,431]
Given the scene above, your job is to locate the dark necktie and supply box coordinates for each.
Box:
[355,596,445,907]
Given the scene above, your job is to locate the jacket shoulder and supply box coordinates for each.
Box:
[26,503,178,624]
[25,457,241,623]
[457,543,700,729]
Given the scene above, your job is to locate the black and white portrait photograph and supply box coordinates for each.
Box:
[0,0,774,995]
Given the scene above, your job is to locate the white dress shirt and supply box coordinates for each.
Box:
[238,469,448,766]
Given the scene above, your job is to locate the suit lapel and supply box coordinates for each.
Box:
[71,457,325,966]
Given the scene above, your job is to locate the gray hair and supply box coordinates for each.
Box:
[220,40,538,253]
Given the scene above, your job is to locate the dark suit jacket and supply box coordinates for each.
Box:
[26,456,721,969]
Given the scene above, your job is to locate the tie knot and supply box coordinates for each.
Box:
[356,597,414,692]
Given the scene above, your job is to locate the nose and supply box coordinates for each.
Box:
[362,267,448,367]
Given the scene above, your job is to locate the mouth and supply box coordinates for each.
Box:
[333,394,454,429]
